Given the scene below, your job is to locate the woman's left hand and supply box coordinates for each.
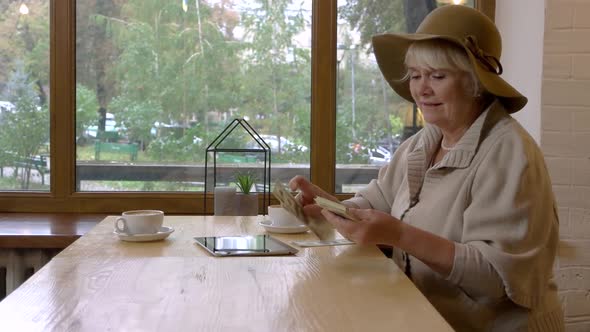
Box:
[321,208,403,246]
[323,207,455,277]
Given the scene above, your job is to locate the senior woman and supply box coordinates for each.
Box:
[290,5,563,331]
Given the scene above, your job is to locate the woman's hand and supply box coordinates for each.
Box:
[321,208,403,246]
[323,208,455,276]
[288,176,339,220]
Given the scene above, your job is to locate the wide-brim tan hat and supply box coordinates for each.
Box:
[372,5,527,113]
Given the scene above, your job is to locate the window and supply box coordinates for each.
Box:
[0,1,50,191]
[0,0,494,213]
[75,0,312,192]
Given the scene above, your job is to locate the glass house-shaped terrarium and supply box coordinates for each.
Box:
[204,118,271,215]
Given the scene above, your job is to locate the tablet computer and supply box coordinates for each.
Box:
[194,235,299,257]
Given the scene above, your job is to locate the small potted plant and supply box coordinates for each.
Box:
[234,171,258,215]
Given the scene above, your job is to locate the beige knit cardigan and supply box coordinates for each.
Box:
[347,101,564,331]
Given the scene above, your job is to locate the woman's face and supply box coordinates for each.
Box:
[408,66,478,130]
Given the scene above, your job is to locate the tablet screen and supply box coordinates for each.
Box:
[194,235,298,256]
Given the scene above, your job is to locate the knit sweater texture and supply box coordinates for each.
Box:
[346,101,564,331]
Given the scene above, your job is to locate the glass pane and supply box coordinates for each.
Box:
[0,1,50,191]
[336,0,474,193]
[76,0,311,192]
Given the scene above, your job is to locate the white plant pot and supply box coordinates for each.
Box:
[235,193,258,216]
[214,186,237,215]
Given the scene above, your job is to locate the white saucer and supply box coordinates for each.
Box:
[114,226,174,242]
[259,220,308,234]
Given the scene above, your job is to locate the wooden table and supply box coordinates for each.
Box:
[0,216,453,331]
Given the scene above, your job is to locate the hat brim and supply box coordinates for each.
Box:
[372,34,528,113]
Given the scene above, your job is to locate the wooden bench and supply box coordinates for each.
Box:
[0,154,49,185]
[95,141,139,161]
[17,155,49,185]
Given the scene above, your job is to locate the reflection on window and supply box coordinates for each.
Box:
[335,0,474,193]
[75,0,312,192]
[0,1,50,191]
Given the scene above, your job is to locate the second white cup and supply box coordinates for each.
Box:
[268,205,304,227]
[115,210,164,235]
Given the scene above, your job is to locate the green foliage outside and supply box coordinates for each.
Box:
[74,0,408,164]
[72,0,317,165]
[0,61,49,189]
[76,84,100,142]
[0,1,50,190]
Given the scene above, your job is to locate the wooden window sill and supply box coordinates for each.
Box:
[0,213,106,249]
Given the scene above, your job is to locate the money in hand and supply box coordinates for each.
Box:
[314,196,359,221]
[272,181,334,240]
[272,181,308,224]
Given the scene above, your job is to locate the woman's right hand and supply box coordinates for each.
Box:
[288,175,339,219]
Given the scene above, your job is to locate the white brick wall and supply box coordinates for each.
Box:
[544,0,590,329]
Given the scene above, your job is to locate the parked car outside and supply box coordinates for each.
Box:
[370,135,402,165]
[256,134,308,154]
[346,136,400,166]
[150,122,202,144]
[0,101,16,123]
[84,112,121,139]
[367,145,391,165]
[0,101,16,113]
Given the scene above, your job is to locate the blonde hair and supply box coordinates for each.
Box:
[404,39,481,96]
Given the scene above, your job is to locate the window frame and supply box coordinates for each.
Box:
[0,0,494,213]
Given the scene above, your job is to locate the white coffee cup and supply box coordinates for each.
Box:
[268,205,304,227]
[115,210,164,235]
